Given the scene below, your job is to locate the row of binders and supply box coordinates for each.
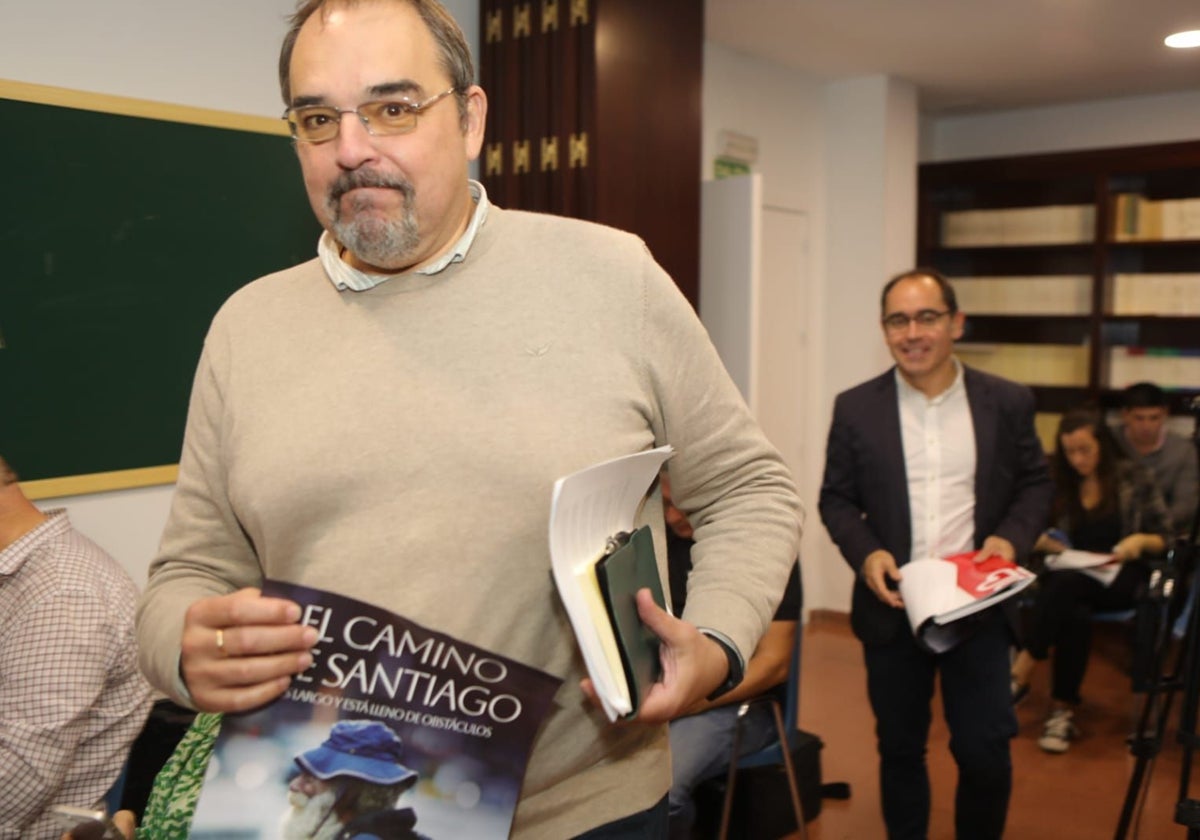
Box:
[957,342,1200,391]
[941,205,1094,247]
[940,195,1200,247]
[1112,194,1200,241]
[1108,347,1200,391]
[951,273,1200,316]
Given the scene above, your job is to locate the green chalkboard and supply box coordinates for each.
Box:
[1,87,322,485]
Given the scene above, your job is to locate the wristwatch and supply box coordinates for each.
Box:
[700,629,745,701]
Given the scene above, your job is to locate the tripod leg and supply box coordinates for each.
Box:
[1174,572,1200,832]
[1114,584,1179,839]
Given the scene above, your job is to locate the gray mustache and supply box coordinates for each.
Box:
[330,171,414,202]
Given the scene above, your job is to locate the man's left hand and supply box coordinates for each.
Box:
[580,589,731,724]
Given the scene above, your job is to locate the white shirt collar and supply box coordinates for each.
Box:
[895,358,965,405]
[318,179,491,292]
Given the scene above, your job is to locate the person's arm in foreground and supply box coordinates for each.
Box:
[137,343,314,711]
[636,256,803,718]
[1,592,124,833]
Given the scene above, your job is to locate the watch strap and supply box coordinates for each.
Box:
[699,628,744,701]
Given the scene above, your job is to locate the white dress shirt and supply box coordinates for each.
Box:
[896,361,977,562]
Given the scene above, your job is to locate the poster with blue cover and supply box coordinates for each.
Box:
[190,580,562,839]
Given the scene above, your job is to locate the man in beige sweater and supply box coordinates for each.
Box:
[136,1,803,836]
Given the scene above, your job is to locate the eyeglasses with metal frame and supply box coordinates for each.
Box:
[881,309,952,332]
[282,87,458,143]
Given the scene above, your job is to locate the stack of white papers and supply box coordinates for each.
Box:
[899,552,1036,653]
[548,445,673,721]
[1044,549,1121,587]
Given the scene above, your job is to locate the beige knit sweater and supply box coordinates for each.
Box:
[137,206,802,837]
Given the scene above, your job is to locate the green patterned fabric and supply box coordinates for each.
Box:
[135,712,222,840]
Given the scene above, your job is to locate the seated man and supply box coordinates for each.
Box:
[662,473,802,840]
[0,455,151,838]
[1113,381,1199,541]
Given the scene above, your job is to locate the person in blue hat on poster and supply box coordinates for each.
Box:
[284,720,430,840]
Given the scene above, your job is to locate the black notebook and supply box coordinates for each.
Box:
[595,525,665,717]
[548,444,675,721]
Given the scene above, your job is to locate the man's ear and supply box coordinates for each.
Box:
[950,310,966,341]
[463,85,487,160]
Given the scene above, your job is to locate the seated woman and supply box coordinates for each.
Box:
[1010,407,1171,755]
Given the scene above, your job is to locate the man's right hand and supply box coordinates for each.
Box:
[180,588,318,713]
[862,550,904,609]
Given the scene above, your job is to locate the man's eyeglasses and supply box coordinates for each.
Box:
[881,309,952,332]
[283,87,458,143]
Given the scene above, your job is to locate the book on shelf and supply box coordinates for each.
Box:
[1111,194,1200,241]
[1107,347,1200,391]
[955,343,1089,388]
[1044,549,1121,587]
[941,204,1094,247]
[1112,193,1139,241]
[953,274,1091,316]
[549,445,674,722]
[1110,273,1200,316]
[189,580,562,839]
[898,551,1036,653]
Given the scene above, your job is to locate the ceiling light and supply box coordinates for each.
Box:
[1165,30,1200,48]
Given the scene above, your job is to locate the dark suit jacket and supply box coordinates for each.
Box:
[818,365,1053,645]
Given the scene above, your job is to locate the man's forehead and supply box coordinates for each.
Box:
[293,1,432,65]
[298,0,424,42]
[290,2,439,99]
[884,279,944,311]
[309,0,412,27]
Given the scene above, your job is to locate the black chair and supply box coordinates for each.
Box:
[716,614,809,840]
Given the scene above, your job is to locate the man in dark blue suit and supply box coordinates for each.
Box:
[819,269,1052,840]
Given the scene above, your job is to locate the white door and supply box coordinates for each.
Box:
[699,174,809,482]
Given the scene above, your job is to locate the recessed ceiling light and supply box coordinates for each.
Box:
[1165,30,1200,48]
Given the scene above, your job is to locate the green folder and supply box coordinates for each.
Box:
[596,525,665,717]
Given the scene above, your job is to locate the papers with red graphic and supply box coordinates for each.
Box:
[898,551,1036,653]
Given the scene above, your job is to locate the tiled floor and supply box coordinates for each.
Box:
[775,611,1197,840]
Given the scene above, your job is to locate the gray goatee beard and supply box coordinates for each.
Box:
[327,170,419,270]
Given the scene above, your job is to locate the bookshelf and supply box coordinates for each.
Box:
[918,141,1200,445]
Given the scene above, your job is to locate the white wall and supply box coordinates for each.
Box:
[701,44,825,213]
[702,49,922,614]
[0,0,300,118]
[813,75,919,612]
[702,44,838,612]
[1,0,478,586]
[924,89,1200,162]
